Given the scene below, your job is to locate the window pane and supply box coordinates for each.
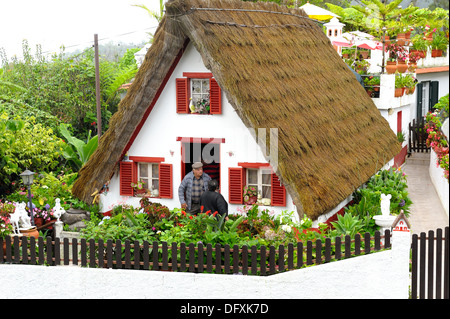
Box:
[142,178,149,189]
[152,179,159,191]
[262,172,271,185]
[139,163,148,177]
[192,79,201,93]
[262,186,271,199]
[152,164,159,178]
[202,79,209,92]
[248,169,257,184]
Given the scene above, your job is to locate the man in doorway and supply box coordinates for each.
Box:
[178,162,211,215]
[200,179,228,219]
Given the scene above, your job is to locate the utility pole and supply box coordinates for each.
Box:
[94,34,102,139]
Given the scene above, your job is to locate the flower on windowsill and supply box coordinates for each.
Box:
[131,180,145,190]
[189,96,210,114]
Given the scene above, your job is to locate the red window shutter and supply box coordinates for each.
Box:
[159,163,173,198]
[271,173,286,206]
[120,161,135,196]
[229,167,244,204]
[209,78,222,114]
[176,78,189,113]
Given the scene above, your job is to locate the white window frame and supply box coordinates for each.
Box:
[246,168,272,199]
[137,163,160,193]
[190,78,210,114]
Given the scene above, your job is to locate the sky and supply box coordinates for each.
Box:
[0,0,162,60]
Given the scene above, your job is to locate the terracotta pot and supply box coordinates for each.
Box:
[405,31,411,40]
[360,51,370,59]
[394,87,404,97]
[409,50,424,60]
[244,195,257,205]
[431,49,442,57]
[385,61,397,74]
[407,86,416,95]
[396,33,406,46]
[19,227,39,239]
[396,61,408,73]
[366,89,373,97]
[418,50,427,58]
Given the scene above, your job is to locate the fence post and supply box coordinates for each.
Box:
[54,221,63,239]
[391,214,412,299]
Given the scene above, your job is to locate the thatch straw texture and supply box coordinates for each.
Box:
[73,0,400,220]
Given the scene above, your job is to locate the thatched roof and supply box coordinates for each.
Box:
[72,0,401,220]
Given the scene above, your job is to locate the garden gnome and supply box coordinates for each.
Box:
[380,193,392,216]
[53,198,66,222]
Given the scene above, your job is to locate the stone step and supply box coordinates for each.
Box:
[406,152,431,166]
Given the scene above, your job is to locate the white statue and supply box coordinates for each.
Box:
[380,193,392,216]
[11,202,32,234]
[53,198,66,222]
[9,206,21,235]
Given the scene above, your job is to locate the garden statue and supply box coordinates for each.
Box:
[53,198,66,222]
[10,202,32,234]
[380,193,392,216]
[9,206,21,235]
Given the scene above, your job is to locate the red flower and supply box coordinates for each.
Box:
[213,211,218,217]
[206,210,211,215]
[200,205,204,212]
[189,215,193,220]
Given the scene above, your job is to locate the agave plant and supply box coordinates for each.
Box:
[330,212,364,238]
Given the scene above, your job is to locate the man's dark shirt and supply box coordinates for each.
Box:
[200,190,228,217]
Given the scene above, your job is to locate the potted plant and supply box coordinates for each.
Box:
[243,186,258,205]
[365,75,380,92]
[403,74,417,95]
[1,201,15,253]
[131,180,148,195]
[353,59,370,75]
[395,73,406,97]
[410,35,428,58]
[408,51,421,72]
[341,48,352,58]
[430,32,449,57]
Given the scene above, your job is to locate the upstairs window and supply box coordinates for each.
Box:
[190,78,210,114]
[176,72,222,114]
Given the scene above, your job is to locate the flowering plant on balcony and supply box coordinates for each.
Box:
[385,43,408,62]
[408,51,421,64]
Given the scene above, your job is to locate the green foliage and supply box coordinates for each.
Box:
[0,40,142,139]
[59,123,98,171]
[0,109,64,189]
[330,212,364,237]
[5,171,94,211]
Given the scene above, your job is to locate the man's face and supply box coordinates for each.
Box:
[193,167,203,178]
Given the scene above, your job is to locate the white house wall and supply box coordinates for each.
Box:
[101,43,303,219]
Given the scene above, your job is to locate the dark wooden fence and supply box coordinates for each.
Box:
[411,227,449,299]
[408,118,430,155]
[1,230,390,276]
